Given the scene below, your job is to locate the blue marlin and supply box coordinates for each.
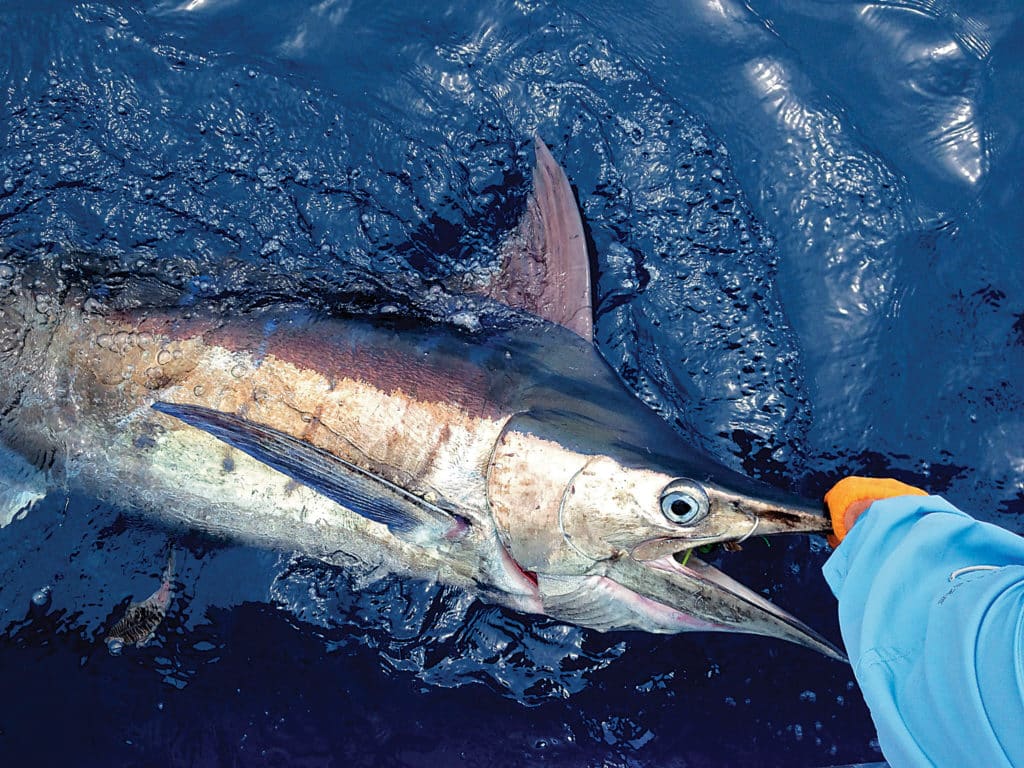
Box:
[0,137,843,660]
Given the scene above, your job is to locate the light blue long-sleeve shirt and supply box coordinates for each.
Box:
[823,495,1024,767]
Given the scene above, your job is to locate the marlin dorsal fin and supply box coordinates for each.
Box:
[483,135,593,342]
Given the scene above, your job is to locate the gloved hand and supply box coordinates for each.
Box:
[824,476,927,546]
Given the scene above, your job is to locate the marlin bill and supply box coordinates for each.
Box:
[0,136,844,661]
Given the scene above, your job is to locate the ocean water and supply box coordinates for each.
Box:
[0,1,1021,765]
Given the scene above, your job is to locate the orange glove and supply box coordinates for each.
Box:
[824,476,928,546]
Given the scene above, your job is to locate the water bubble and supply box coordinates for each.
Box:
[2,178,13,193]
[34,295,54,315]
[449,311,481,333]
[0,263,15,280]
[157,349,172,365]
[106,637,125,655]
[230,363,246,379]
[31,586,51,607]
[193,384,205,397]
[97,334,113,349]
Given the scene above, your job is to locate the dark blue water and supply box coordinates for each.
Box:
[1,1,1021,765]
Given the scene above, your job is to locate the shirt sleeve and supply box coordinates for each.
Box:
[823,495,1024,768]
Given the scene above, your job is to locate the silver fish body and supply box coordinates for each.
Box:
[0,285,840,658]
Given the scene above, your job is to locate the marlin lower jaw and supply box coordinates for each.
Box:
[602,553,848,662]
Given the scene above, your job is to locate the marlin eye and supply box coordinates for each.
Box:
[660,481,709,525]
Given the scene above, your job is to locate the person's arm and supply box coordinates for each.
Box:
[823,479,1024,767]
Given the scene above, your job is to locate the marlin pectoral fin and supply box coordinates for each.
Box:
[152,402,462,536]
[482,134,593,342]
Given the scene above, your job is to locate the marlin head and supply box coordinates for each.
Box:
[488,417,842,659]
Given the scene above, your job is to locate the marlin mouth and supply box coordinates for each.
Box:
[647,549,846,662]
